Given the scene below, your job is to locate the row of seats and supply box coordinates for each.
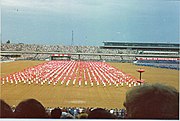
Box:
[135,63,179,70]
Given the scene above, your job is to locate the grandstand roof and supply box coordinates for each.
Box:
[103,41,179,47]
[101,41,180,51]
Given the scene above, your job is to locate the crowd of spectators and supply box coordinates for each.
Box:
[0,99,126,119]
[0,83,179,119]
[1,43,137,54]
[1,43,178,68]
[1,43,138,61]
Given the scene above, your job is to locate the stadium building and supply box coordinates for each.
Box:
[1,42,179,69]
[101,41,180,52]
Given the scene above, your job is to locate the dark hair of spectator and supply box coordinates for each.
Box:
[0,99,14,118]
[124,83,179,119]
[15,98,48,118]
[88,108,117,119]
[51,107,62,118]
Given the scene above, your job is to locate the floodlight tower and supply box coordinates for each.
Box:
[71,30,74,46]
[0,33,2,44]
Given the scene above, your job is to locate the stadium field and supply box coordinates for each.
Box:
[0,60,179,109]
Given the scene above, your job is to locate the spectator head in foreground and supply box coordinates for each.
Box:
[51,107,62,118]
[124,83,179,119]
[88,108,117,119]
[15,98,48,118]
[77,111,88,119]
[0,99,13,118]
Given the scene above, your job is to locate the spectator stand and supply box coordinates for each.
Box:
[134,57,180,70]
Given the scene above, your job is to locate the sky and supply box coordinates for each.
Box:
[1,0,180,46]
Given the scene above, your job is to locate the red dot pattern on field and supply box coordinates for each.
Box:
[0,61,142,87]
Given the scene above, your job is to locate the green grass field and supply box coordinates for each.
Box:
[0,61,179,109]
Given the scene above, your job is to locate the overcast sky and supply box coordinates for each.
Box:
[1,0,179,46]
